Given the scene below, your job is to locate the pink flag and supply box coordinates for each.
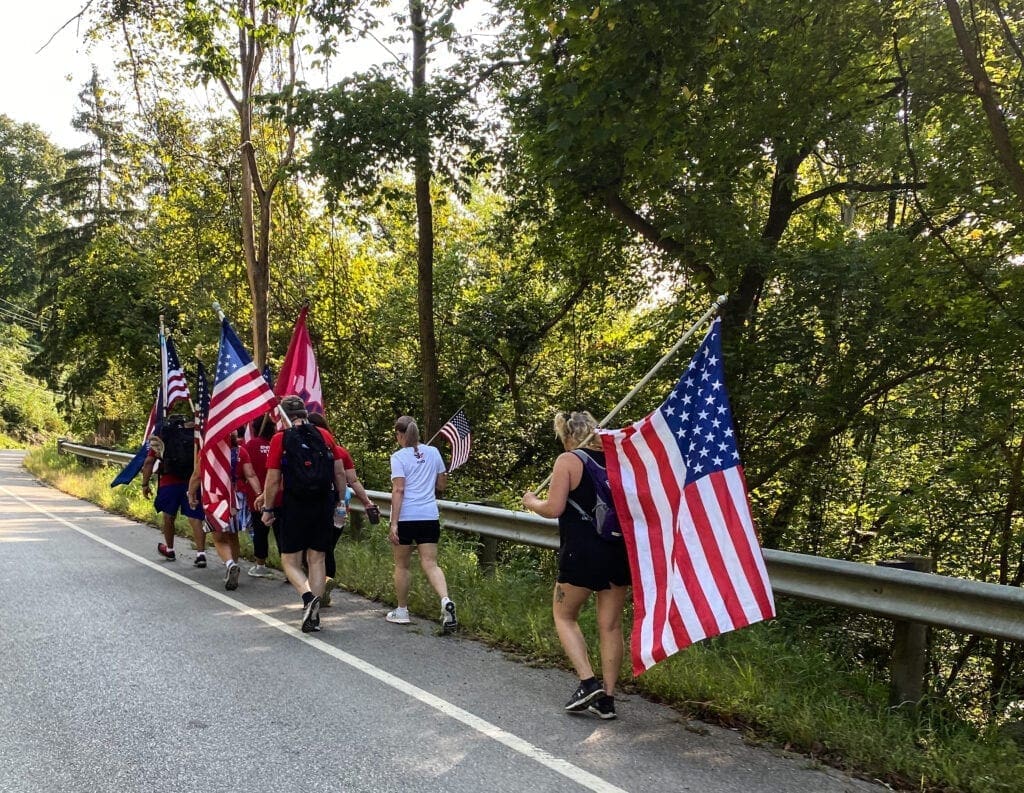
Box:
[598,318,775,675]
[274,305,323,414]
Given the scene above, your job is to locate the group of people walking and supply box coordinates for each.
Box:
[142,401,629,719]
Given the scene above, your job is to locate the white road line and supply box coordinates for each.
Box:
[1,485,628,793]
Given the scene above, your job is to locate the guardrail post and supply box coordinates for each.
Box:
[348,510,365,542]
[470,501,502,574]
[878,554,934,707]
[57,437,67,455]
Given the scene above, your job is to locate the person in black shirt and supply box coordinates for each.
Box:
[522,410,630,720]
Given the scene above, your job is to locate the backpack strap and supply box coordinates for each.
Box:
[565,449,602,523]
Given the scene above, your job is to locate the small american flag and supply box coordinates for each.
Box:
[439,408,472,471]
[161,334,191,412]
[200,318,278,531]
[599,318,775,675]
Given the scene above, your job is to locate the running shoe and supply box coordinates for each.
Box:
[194,552,207,568]
[385,607,411,624]
[225,563,240,591]
[301,596,321,633]
[587,695,617,720]
[565,679,604,712]
[247,564,273,578]
[441,598,458,632]
[157,543,176,561]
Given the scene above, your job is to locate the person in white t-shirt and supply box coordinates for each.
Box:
[386,415,458,631]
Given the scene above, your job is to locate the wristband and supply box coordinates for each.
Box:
[261,508,274,513]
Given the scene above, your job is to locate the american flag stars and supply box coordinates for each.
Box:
[658,328,740,485]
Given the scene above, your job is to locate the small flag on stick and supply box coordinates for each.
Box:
[438,408,472,471]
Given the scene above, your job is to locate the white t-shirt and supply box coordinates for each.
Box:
[389,444,446,521]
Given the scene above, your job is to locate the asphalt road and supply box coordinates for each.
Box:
[0,451,884,793]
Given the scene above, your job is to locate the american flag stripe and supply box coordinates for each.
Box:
[438,408,472,471]
[600,317,775,675]
[162,335,191,411]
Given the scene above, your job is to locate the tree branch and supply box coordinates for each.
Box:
[791,180,928,211]
[599,189,717,284]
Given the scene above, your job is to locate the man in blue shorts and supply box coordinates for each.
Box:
[140,416,208,567]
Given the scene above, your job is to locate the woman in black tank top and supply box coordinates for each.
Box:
[522,410,630,720]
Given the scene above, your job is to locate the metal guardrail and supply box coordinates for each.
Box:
[57,439,1024,644]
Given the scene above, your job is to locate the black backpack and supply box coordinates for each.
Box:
[160,420,195,479]
[281,423,334,495]
[567,449,623,541]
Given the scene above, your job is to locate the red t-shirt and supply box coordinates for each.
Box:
[243,435,272,508]
[266,425,344,506]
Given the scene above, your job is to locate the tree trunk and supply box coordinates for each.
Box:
[410,0,440,434]
[944,0,1024,208]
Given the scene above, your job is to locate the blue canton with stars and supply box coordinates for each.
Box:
[215,320,255,385]
[659,318,740,486]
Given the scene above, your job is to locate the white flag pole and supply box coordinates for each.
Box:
[533,294,728,494]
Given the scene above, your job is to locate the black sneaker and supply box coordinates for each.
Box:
[301,596,321,633]
[565,678,604,712]
[194,552,207,569]
[588,695,617,720]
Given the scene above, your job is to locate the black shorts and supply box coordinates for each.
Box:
[557,533,631,592]
[276,494,334,554]
[396,519,441,546]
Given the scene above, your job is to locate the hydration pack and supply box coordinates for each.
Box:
[281,423,334,495]
[160,418,194,479]
[567,449,622,541]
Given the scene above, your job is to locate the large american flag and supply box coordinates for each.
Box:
[200,318,278,530]
[439,408,472,471]
[161,333,191,412]
[599,318,775,675]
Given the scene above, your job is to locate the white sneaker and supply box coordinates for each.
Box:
[386,607,411,624]
[441,598,458,631]
[247,564,273,578]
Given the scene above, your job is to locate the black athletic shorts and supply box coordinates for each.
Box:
[276,494,334,554]
[396,519,441,546]
[557,533,631,591]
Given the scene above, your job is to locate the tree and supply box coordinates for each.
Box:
[93,0,308,367]
[300,0,495,434]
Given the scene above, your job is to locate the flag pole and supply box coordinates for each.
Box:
[159,314,167,419]
[426,405,465,445]
[533,294,728,493]
[213,301,290,429]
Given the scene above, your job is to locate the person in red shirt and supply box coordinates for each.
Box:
[243,414,276,577]
[190,430,263,591]
[307,411,378,606]
[258,396,348,633]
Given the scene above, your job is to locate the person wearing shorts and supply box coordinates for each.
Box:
[141,428,208,568]
[259,396,348,633]
[192,430,262,590]
[522,410,631,720]
[386,415,457,631]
